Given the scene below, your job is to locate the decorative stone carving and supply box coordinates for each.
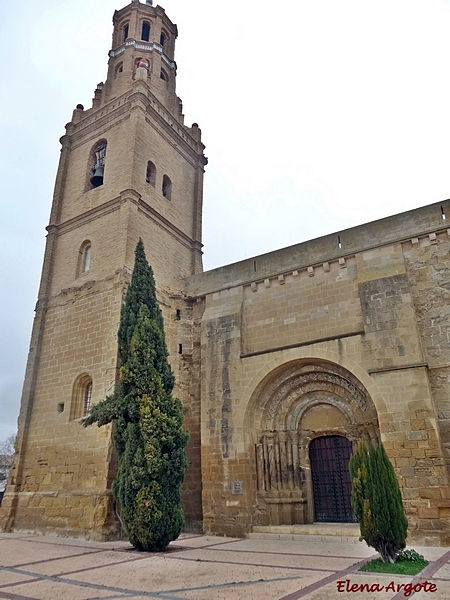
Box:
[255,430,307,525]
[256,431,304,492]
[264,370,369,423]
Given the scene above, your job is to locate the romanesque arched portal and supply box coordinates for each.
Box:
[248,359,379,526]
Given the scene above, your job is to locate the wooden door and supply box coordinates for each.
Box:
[309,435,356,522]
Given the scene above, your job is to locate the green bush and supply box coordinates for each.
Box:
[83,240,189,551]
[349,441,408,563]
[397,549,426,563]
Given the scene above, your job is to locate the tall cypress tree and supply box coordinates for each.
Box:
[118,239,174,391]
[83,240,189,551]
[349,441,408,563]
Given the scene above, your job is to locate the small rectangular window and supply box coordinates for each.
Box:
[176,309,181,320]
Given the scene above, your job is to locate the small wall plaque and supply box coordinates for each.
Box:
[231,480,243,495]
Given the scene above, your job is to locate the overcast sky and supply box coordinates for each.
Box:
[2,0,450,441]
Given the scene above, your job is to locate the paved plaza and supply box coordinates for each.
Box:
[0,532,449,599]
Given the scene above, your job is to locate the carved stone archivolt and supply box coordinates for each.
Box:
[255,362,378,435]
[264,371,368,423]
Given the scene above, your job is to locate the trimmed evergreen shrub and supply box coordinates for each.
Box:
[349,440,408,563]
[83,239,189,551]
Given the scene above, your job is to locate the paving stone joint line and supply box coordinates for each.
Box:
[164,553,337,573]
[0,535,449,600]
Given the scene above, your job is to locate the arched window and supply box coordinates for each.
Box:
[84,381,93,415]
[114,62,123,78]
[88,140,107,190]
[162,175,172,200]
[141,22,150,42]
[160,32,167,47]
[123,24,129,42]
[70,374,93,420]
[82,243,91,272]
[77,240,92,276]
[146,161,156,187]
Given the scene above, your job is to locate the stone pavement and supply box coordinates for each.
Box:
[0,532,449,600]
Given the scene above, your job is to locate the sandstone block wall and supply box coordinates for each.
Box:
[189,199,450,545]
[242,257,362,355]
[0,276,122,538]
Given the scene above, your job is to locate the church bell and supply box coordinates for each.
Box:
[90,165,104,187]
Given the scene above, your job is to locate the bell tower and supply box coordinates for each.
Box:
[1,0,206,538]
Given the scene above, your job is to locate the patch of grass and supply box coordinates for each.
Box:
[360,551,429,576]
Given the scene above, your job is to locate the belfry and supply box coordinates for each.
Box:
[2,0,450,546]
[0,0,206,537]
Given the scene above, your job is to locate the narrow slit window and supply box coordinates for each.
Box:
[338,235,342,249]
[83,244,91,272]
[160,32,166,47]
[176,309,181,320]
[162,175,172,199]
[123,24,129,42]
[84,382,92,415]
[178,344,183,354]
[441,205,446,220]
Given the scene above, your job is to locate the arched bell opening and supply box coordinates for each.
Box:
[86,139,107,190]
[248,359,379,528]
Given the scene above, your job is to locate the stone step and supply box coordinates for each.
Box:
[249,523,362,544]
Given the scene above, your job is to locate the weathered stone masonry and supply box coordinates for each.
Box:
[186,201,450,545]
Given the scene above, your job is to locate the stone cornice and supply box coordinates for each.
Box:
[47,196,122,234]
[70,109,131,150]
[68,86,205,163]
[240,331,365,360]
[109,39,176,71]
[367,362,428,374]
[47,191,200,256]
[137,198,195,250]
[185,199,450,299]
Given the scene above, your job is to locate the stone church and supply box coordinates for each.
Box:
[1,0,450,546]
